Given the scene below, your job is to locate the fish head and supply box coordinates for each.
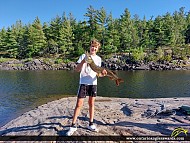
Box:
[85,51,93,64]
[86,55,93,64]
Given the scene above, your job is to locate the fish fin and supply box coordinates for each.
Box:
[109,77,115,80]
[112,71,116,74]
[97,73,101,77]
[115,78,124,86]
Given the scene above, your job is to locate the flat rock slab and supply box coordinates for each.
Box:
[0,97,190,141]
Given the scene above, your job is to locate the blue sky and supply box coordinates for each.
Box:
[0,0,190,29]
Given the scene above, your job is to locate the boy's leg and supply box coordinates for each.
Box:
[66,97,84,136]
[72,84,86,124]
[88,96,98,132]
[88,96,95,123]
[88,85,99,132]
[72,97,84,124]
[88,85,97,123]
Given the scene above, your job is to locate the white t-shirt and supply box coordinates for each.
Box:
[77,54,101,85]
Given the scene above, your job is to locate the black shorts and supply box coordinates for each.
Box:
[77,84,97,98]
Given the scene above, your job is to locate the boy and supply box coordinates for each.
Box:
[66,39,107,136]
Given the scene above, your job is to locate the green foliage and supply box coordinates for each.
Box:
[119,8,133,52]
[55,58,63,64]
[131,47,145,62]
[63,59,71,64]
[84,5,99,38]
[144,53,157,62]
[0,28,8,56]
[163,55,172,62]
[73,43,84,57]
[156,47,164,61]
[0,57,11,63]
[58,15,74,56]
[6,27,18,58]
[0,6,189,62]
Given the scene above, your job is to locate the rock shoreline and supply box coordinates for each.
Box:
[0,57,190,71]
[0,96,190,142]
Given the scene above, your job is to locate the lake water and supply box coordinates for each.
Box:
[0,70,190,127]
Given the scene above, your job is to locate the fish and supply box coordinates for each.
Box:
[85,52,124,86]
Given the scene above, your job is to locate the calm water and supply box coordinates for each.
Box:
[0,70,190,127]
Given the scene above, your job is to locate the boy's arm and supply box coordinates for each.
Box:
[97,69,107,77]
[96,58,107,77]
[75,59,85,72]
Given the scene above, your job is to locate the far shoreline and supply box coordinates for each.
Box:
[0,57,190,71]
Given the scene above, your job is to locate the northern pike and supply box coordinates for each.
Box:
[85,52,124,86]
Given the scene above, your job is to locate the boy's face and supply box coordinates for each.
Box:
[90,45,99,55]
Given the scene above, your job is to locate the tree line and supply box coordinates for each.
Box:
[0,6,190,63]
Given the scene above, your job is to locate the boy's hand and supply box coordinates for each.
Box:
[101,69,107,76]
[84,53,88,62]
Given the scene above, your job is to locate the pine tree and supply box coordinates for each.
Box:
[49,15,62,55]
[185,12,190,44]
[137,16,150,48]
[26,17,47,58]
[152,15,168,47]
[104,14,119,54]
[131,14,140,48]
[96,7,109,53]
[84,5,98,39]
[173,7,186,46]
[58,14,74,57]
[16,25,29,59]
[119,8,133,53]
[73,21,88,56]
[0,28,7,57]
[162,13,175,46]
[6,27,18,58]
[147,17,157,50]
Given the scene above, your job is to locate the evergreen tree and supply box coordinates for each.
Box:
[131,14,140,48]
[42,22,51,56]
[68,12,77,28]
[119,8,133,52]
[0,6,189,61]
[185,12,190,44]
[104,14,119,54]
[11,20,24,47]
[58,14,74,57]
[18,25,29,59]
[162,12,175,46]
[147,17,156,50]
[6,27,18,58]
[137,16,150,49]
[84,5,98,39]
[152,16,166,47]
[49,15,62,55]
[26,17,47,57]
[73,21,87,56]
[96,7,109,52]
[0,28,8,57]
[173,7,186,46]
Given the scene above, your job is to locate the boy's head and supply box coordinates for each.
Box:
[90,39,101,55]
[90,39,101,48]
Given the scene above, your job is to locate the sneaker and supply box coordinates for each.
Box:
[66,126,77,136]
[87,124,99,132]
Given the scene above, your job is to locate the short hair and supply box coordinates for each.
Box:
[90,39,101,48]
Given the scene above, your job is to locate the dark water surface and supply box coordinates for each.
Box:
[0,70,190,127]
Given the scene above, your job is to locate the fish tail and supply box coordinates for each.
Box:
[115,78,124,86]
